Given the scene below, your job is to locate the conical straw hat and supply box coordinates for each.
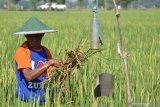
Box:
[14,16,57,35]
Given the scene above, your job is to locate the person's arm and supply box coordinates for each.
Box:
[21,59,62,81]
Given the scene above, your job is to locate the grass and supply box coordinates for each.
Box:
[0,9,160,107]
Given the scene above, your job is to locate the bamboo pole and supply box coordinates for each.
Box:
[112,0,132,107]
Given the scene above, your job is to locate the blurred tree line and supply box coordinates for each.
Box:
[9,0,66,4]
[7,0,64,10]
[79,0,136,9]
[1,0,159,10]
[7,0,137,9]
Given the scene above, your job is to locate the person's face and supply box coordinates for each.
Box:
[25,33,44,49]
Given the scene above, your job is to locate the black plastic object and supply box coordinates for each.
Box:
[94,73,114,98]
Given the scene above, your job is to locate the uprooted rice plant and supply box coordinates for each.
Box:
[48,47,102,88]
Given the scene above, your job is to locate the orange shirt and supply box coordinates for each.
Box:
[14,42,52,70]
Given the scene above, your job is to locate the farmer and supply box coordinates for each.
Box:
[14,16,62,105]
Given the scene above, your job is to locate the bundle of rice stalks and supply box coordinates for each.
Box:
[48,47,102,88]
[58,48,88,87]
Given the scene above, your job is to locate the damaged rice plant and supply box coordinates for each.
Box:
[48,47,103,88]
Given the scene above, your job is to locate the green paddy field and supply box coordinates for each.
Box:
[0,9,159,107]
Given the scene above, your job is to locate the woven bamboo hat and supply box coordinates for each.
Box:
[14,16,57,35]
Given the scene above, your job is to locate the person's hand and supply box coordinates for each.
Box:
[47,59,63,67]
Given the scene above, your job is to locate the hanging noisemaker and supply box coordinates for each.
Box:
[90,4,103,49]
